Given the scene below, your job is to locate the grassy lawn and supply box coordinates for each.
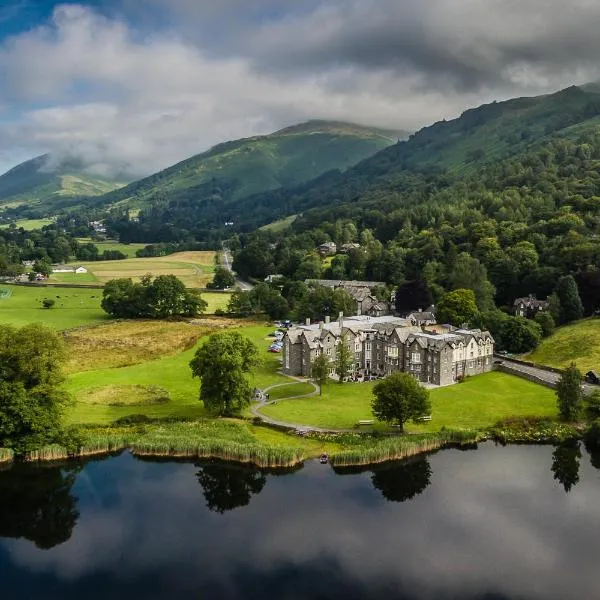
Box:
[266,382,315,400]
[201,291,232,313]
[523,318,600,372]
[65,323,291,425]
[259,214,297,232]
[259,372,557,431]
[0,284,107,329]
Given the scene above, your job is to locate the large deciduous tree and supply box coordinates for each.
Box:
[334,334,353,383]
[189,332,260,416]
[371,372,431,432]
[0,324,69,454]
[208,266,236,290]
[436,289,479,327]
[556,363,584,421]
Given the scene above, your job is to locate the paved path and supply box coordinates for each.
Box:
[496,356,597,395]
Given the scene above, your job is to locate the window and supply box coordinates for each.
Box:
[366,342,372,351]
[414,364,421,372]
[411,352,421,363]
[469,361,474,368]
[326,348,331,356]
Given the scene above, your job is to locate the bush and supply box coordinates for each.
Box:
[42,298,55,309]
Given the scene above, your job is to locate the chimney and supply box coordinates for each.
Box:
[325,315,330,324]
[305,317,311,326]
[338,311,344,328]
[418,307,423,312]
[319,321,324,330]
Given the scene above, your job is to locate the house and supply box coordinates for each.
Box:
[305,279,392,317]
[339,243,361,254]
[52,265,74,273]
[317,242,337,256]
[264,274,284,283]
[75,266,88,274]
[282,313,494,386]
[406,307,437,326]
[585,370,600,384]
[513,295,549,318]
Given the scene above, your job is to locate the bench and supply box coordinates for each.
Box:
[417,415,432,421]
[357,419,374,426]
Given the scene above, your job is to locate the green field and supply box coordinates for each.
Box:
[65,324,291,424]
[61,250,216,288]
[51,271,98,283]
[0,218,54,230]
[76,238,147,258]
[0,285,107,329]
[259,214,298,232]
[259,372,557,431]
[523,318,600,372]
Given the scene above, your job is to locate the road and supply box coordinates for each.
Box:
[495,356,597,395]
[220,243,253,291]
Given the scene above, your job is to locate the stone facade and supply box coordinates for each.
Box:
[283,315,494,386]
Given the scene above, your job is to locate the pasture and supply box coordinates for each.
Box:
[0,284,107,329]
[76,238,147,258]
[65,250,217,288]
[0,218,54,230]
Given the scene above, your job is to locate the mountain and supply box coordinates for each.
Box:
[222,85,600,224]
[0,154,126,213]
[93,120,405,211]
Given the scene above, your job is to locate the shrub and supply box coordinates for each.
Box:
[42,298,55,309]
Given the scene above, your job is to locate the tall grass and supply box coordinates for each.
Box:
[329,430,482,467]
[0,448,14,464]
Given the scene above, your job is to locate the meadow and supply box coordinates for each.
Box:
[64,323,292,425]
[259,372,558,432]
[523,318,600,372]
[0,218,54,230]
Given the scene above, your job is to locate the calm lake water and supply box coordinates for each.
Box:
[1,442,599,600]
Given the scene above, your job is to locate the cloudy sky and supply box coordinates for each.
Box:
[1,0,600,177]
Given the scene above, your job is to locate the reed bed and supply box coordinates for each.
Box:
[329,430,481,467]
[0,448,14,464]
[24,444,71,462]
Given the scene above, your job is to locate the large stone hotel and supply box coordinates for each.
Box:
[282,314,494,386]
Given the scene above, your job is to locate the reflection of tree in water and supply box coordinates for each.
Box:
[584,440,600,470]
[552,441,581,493]
[370,457,432,503]
[0,465,79,549]
[195,462,267,514]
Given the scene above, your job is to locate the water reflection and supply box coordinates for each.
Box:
[370,457,432,503]
[551,441,581,492]
[195,461,267,513]
[0,463,79,549]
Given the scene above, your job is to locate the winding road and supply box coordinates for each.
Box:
[220,243,253,291]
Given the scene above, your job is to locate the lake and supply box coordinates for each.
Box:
[1,442,599,599]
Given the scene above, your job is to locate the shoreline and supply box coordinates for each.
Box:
[1,419,585,469]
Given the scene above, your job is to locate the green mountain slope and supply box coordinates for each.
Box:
[95,120,404,210]
[0,154,126,212]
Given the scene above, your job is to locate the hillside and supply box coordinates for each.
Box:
[0,154,126,215]
[92,120,403,211]
[524,320,600,373]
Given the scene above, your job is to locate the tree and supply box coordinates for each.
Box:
[395,280,433,314]
[101,275,206,319]
[500,316,542,354]
[448,253,496,311]
[0,324,69,454]
[42,298,55,309]
[189,332,260,416]
[334,334,353,383]
[208,266,236,290]
[534,311,555,337]
[32,259,52,277]
[554,275,584,324]
[311,353,330,395]
[556,363,584,421]
[371,372,431,432]
[436,289,478,327]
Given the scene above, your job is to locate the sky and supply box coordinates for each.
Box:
[1,0,600,178]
